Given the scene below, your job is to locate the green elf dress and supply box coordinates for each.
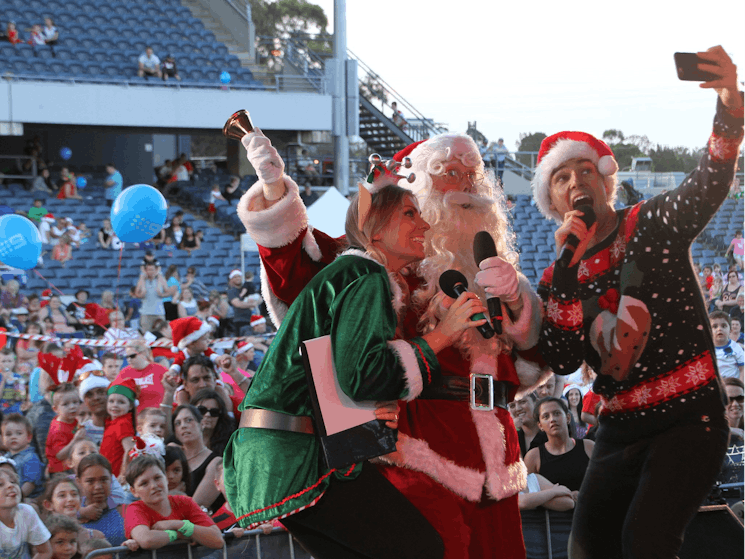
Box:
[223,248,441,528]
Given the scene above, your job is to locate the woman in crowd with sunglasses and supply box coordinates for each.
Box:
[189,389,235,457]
[116,342,167,413]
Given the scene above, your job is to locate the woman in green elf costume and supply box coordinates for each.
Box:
[224,162,488,558]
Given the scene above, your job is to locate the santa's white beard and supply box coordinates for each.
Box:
[413,190,514,357]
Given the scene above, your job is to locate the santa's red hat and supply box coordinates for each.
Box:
[41,213,56,223]
[170,316,211,351]
[128,435,165,460]
[234,340,254,355]
[250,315,266,327]
[531,131,619,223]
[108,377,139,403]
[393,141,426,163]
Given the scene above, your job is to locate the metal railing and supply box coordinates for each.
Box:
[0,155,37,180]
[82,528,311,559]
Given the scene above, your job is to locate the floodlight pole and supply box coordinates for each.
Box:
[332,0,349,195]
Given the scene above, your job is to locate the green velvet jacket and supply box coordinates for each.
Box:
[223,249,440,527]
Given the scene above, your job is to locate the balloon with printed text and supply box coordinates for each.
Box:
[60,147,72,160]
[0,215,42,270]
[110,185,168,243]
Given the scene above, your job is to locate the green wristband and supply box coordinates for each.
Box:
[178,520,195,538]
[164,530,178,543]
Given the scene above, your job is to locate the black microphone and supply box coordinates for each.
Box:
[438,269,495,339]
[473,231,503,335]
[557,204,596,269]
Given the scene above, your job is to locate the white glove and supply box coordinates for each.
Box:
[241,127,285,200]
[474,256,521,304]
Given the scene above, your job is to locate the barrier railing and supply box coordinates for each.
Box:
[83,528,312,559]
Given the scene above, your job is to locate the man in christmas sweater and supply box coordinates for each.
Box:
[532,46,743,559]
[234,126,548,556]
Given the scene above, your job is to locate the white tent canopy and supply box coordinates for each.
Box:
[306,187,350,239]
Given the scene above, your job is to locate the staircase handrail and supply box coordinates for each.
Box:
[348,48,446,140]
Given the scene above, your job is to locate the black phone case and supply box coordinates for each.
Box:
[674,52,718,82]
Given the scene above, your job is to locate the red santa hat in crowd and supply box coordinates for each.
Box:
[170,316,211,352]
[250,315,266,328]
[77,359,109,400]
[206,315,220,329]
[41,213,56,224]
[531,131,619,223]
[229,269,243,281]
[128,435,165,460]
[234,340,254,355]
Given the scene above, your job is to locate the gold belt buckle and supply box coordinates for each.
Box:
[470,373,494,411]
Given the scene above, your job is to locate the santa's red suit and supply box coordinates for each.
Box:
[237,152,547,557]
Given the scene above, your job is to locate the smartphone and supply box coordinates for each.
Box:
[674,52,719,82]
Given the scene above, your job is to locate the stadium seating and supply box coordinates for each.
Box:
[0,0,265,89]
[2,180,252,301]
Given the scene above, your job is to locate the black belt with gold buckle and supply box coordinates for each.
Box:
[419,375,509,411]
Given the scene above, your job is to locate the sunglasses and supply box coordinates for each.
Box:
[78,369,106,382]
[198,406,221,417]
[125,353,139,360]
[728,395,744,404]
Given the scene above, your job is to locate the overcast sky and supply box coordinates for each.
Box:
[313,0,744,152]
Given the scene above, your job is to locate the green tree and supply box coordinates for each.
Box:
[648,145,705,173]
[516,132,546,167]
[249,0,328,38]
[359,72,388,108]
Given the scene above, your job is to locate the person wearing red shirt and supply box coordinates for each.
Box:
[45,383,84,474]
[115,343,167,413]
[100,378,137,479]
[124,455,222,549]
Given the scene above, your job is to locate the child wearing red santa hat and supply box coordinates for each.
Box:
[166,317,219,379]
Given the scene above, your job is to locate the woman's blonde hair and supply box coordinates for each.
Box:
[344,184,412,267]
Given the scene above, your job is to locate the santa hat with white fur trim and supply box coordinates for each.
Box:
[532,131,619,223]
[234,340,254,355]
[250,315,266,327]
[170,316,212,351]
[79,372,110,400]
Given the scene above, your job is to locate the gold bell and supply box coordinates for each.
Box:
[222,110,255,141]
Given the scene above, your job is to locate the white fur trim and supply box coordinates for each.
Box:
[388,272,405,317]
[514,356,554,399]
[260,261,288,328]
[471,410,527,500]
[302,226,323,262]
[500,275,542,350]
[337,247,383,266]
[387,340,423,401]
[532,139,618,223]
[237,176,308,248]
[178,322,212,350]
[169,364,181,375]
[386,433,486,502]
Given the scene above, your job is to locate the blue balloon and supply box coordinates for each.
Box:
[76,176,87,189]
[220,71,231,84]
[60,147,72,160]
[0,215,42,270]
[110,184,168,243]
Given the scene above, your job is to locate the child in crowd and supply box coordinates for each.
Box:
[99,354,120,384]
[0,468,52,559]
[166,317,219,379]
[161,237,175,257]
[123,455,222,549]
[76,403,91,427]
[164,446,190,497]
[76,455,126,546]
[710,311,745,379]
[99,380,137,480]
[44,514,79,559]
[0,349,27,415]
[6,22,23,45]
[66,443,127,510]
[137,409,167,440]
[78,372,110,446]
[207,185,226,224]
[2,414,44,500]
[46,383,85,475]
[39,476,106,548]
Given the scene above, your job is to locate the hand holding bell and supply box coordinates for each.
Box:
[223,110,286,201]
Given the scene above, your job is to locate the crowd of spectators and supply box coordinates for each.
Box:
[2,18,58,56]
[0,251,279,557]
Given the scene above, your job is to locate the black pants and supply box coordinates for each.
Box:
[569,417,729,559]
[281,464,444,559]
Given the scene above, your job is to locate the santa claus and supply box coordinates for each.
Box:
[233,124,548,557]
